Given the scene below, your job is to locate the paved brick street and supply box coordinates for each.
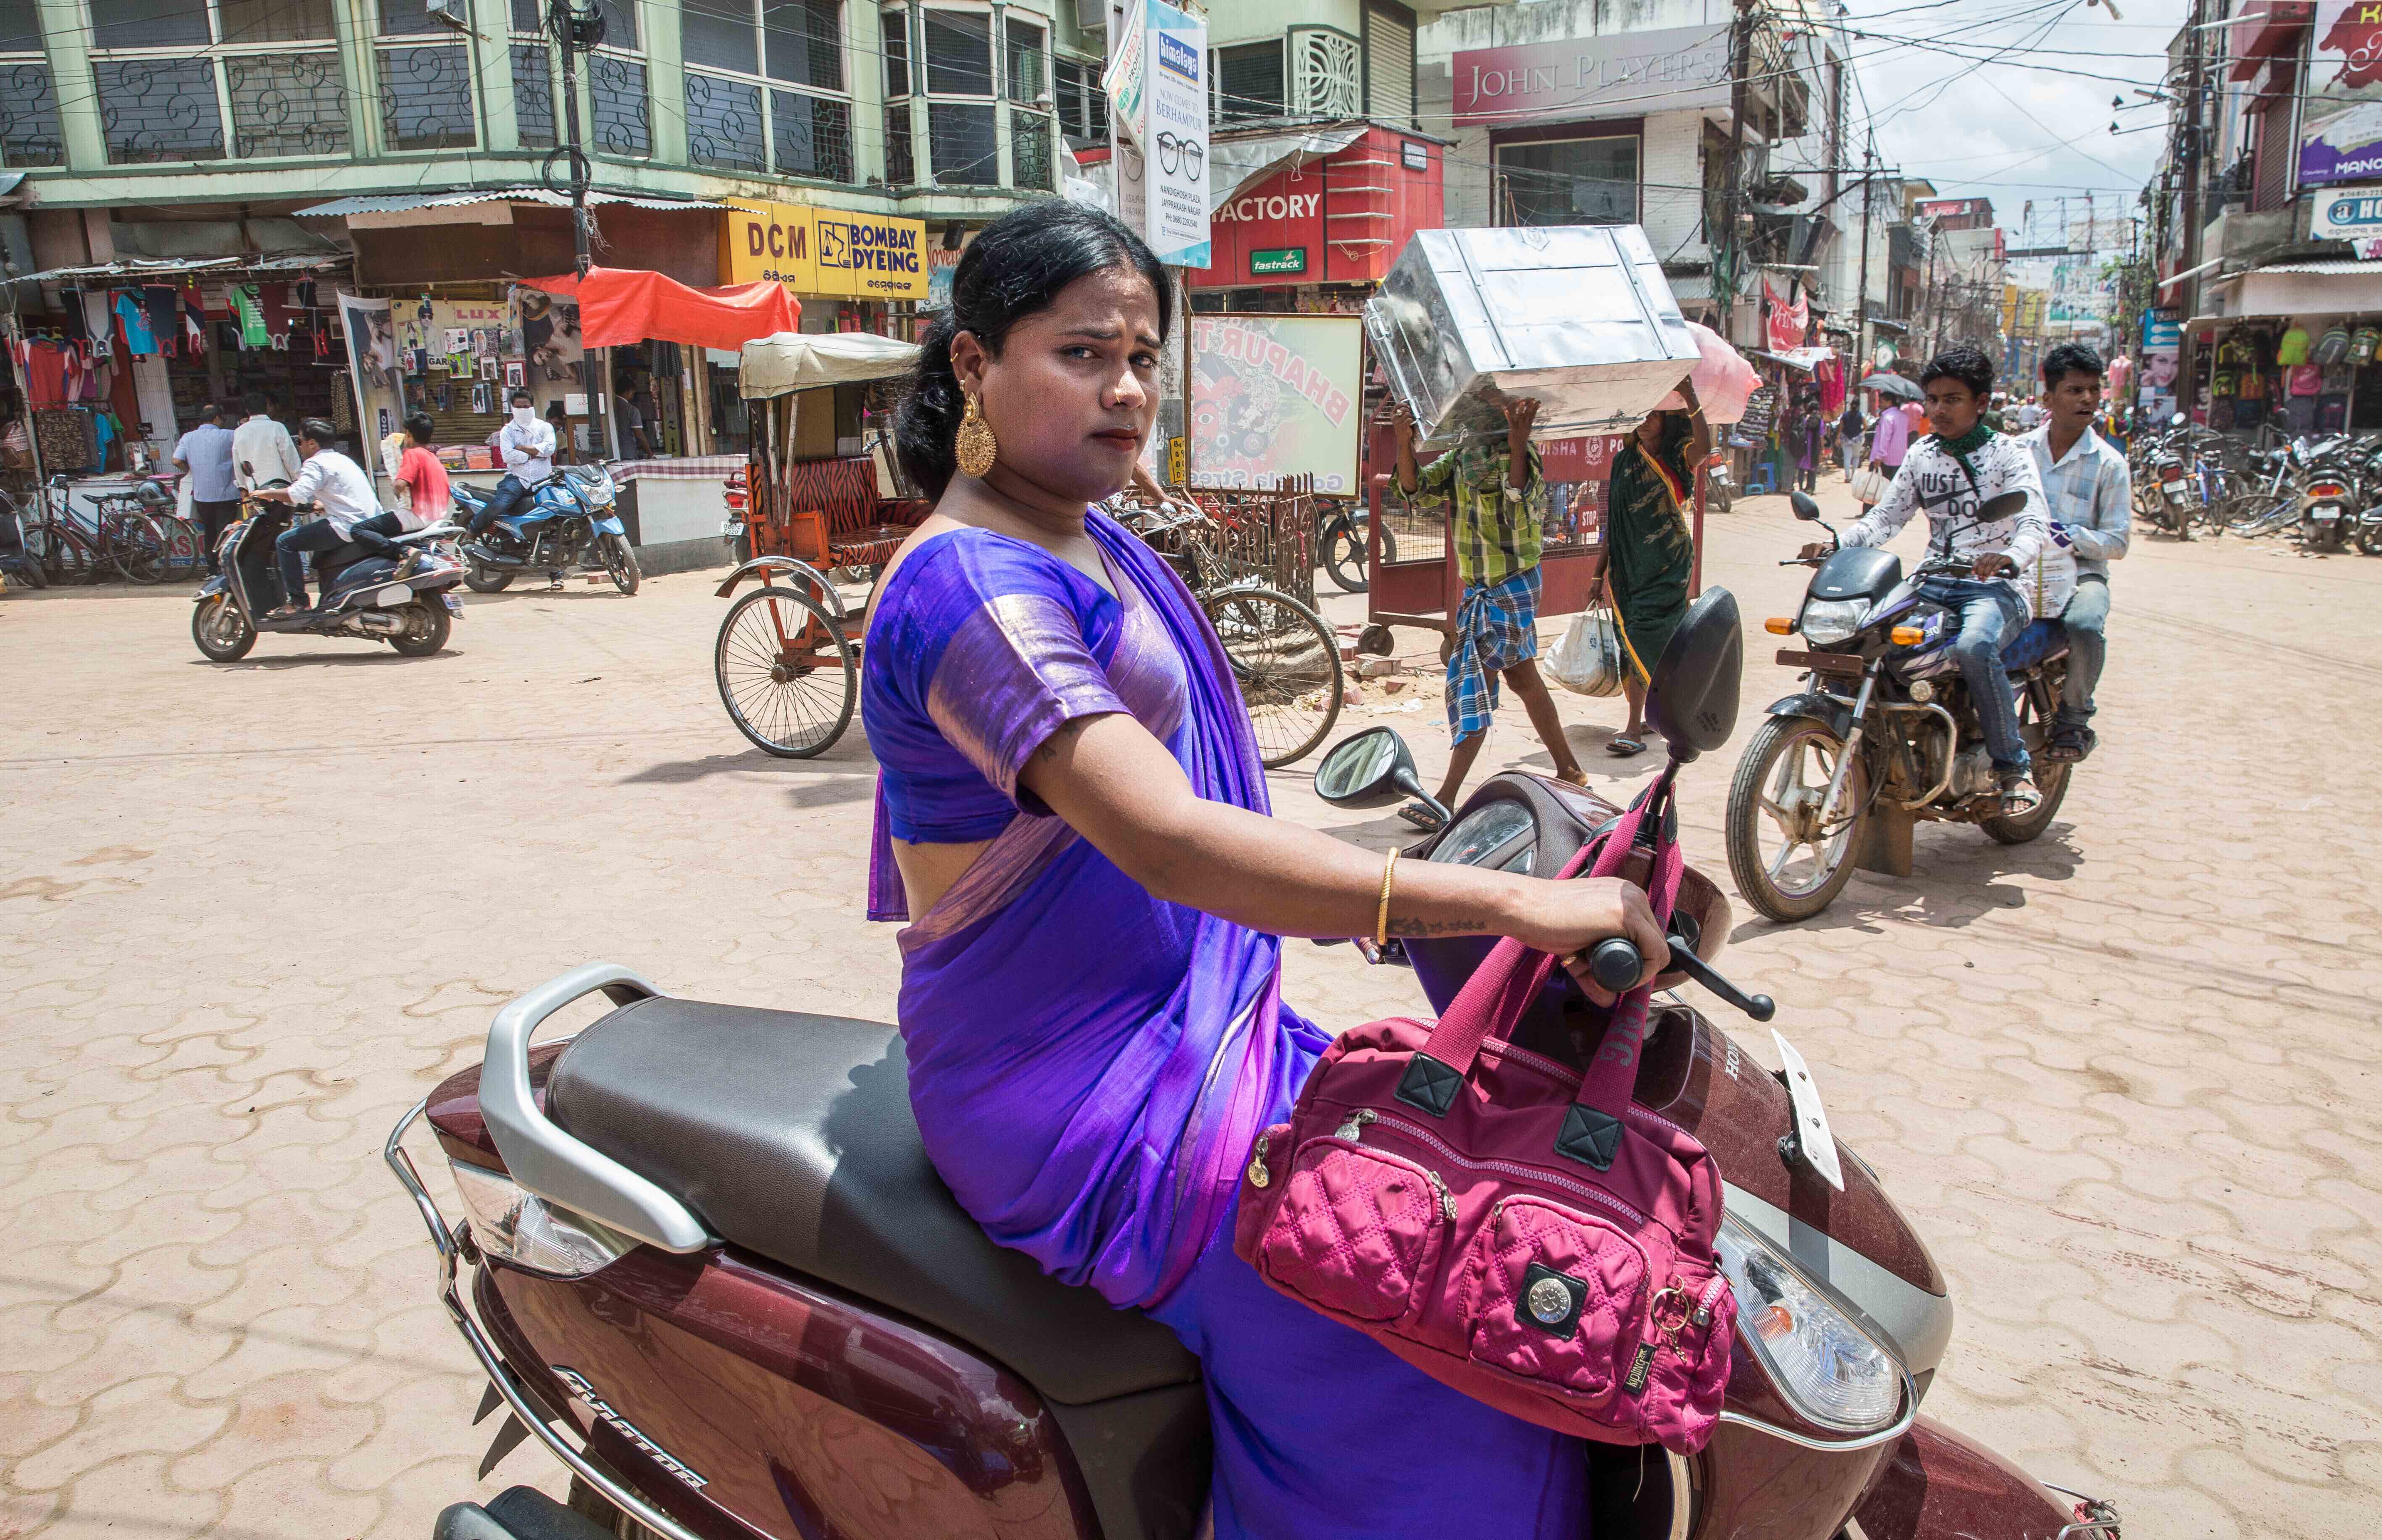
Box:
[4,483,2380,1539]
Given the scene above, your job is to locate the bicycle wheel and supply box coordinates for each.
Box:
[156,514,205,576]
[1204,585,1343,769]
[714,586,856,758]
[30,520,92,585]
[105,511,167,583]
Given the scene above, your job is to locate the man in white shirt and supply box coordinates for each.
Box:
[250,419,380,617]
[466,389,558,540]
[2021,342,2131,763]
[231,391,302,491]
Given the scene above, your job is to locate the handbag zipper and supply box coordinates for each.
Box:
[1346,1111,1652,1230]
[1323,1112,1455,1222]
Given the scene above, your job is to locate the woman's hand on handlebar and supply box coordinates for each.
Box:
[1509,878,1670,1006]
[1796,541,1833,562]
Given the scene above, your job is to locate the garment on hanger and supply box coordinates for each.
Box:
[115,292,159,355]
[260,283,295,339]
[142,287,181,354]
[17,339,70,406]
[58,291,90,343]
[81,292,112,344]
[231,285,269,349]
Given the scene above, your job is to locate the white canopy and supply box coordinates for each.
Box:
[740,331,920,399]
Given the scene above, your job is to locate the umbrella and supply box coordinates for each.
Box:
[1859,372,1923,401]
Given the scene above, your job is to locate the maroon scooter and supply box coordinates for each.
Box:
[390,592,2120,1540]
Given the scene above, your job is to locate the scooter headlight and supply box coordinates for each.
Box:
[1714,1215,1904,1431]
[448,1159,637,1277]
[1797,597,1872,647]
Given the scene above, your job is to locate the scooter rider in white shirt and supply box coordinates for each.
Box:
[249,418,381,618]
[466,389,557,540]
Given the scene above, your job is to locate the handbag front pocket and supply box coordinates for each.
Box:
[1254,1136,1452,1324]
[1463,1196,1649,1401]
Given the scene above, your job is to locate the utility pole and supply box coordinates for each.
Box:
[549,0,599,277]
[1719,0,1757,344]
[1854,136,1875,377]
[2174,0,2206,412]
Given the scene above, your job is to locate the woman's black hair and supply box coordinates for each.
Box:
[1918,343,1995,399]
[896,200,1173,499]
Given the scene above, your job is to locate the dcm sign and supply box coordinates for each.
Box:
[723,202,928,300]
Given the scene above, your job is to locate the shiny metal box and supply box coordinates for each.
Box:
[1365,225,1701,449]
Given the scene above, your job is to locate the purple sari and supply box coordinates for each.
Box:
[863,511,1587,1540]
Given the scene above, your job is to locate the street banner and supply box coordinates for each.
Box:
[1141,0,1210,268]
[1188,314,1361,492]
[2311,184,2382,257]
[1102,0,1149,149]
[337,292,400,455]
[2301,2,2382,187]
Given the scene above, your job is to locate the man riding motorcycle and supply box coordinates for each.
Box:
[466,389,556,540]
[1800,343,2052,815]
[248,418,379,619]
[2021,342,2130,763]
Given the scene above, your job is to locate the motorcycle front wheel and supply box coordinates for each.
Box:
[600,531,641,596]
[1725,716,1872,922]
[1321,515,1396,594]
[192,593,256,662]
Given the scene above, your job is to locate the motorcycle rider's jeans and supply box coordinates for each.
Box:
[468,474,530,539]
[2056,575,2108,728]
[1918,576,2030,775]
[274,516,347,608]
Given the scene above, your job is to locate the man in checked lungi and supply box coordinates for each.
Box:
[1391,393,1587,830]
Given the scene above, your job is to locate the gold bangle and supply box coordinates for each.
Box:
[1375,848,1400,950]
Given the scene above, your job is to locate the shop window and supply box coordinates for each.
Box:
[1005,17,1045,104]
[882,8,911,97]
[1052,53,1106,150]
[1011,109,1052,192]
[97,58,226,163]
[595,0,638,50]
[1361,0,1413,125]
[1215,40,1282,123]
[0,2,62,168]
[766,0,843,90]
[227,55,351,158]
[219,0,335,43]
[686,73,766,171]
[379,44,476,151]
[511,40,557,149]
[88,0,209,49]
[511,0,541,30]
[591,53,652,156]
[686,0,762,74]
[1497,134,1638,227]
[924,9,991,96]
[885,101,916,183]
[929,100,996,185]
[773,90,852,181]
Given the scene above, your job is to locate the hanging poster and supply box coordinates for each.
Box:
[1188,314,1362,491]
[2301,2,2382,187]
[336,292,400,463]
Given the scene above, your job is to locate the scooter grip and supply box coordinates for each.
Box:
[1585,937,1643,992]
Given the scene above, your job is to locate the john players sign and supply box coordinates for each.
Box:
[1452,25,1730,126]
[724,202,928,300]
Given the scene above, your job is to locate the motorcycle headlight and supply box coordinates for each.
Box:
[1797,597,1872,647]
[1715,1215,1904,1431]
[449,1159,637,1277]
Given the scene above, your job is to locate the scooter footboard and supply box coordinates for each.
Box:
[1853,1416,2117,1540]
[471,1244,1137,1540]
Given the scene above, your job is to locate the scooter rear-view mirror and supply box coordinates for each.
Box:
[1789,491,1822,522]
[1312,727,1449,827]
[1642,587,1743,763]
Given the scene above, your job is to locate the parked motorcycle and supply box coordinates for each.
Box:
[391,588,2117,1540]
[1319,505,1396,594]
[0,491,45,590]
[1722,491,2074,922]
[453,464,640,596]
[2298,455,2358,555]
[191,492,465,662]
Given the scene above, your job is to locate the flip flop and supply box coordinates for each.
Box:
[1606,736,1647,757]
[1396,802,1446,833]
[1998,774,2042,816]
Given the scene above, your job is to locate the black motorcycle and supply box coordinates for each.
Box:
[191,491,465,662]
[1722,491,2074,921]
[1319,505,1396,593]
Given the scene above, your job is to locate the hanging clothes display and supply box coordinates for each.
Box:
[35,407,100,471]
[142,288,181,356]
[15,339,71,407]
[114,293,159,355]
[231,285,269,349]
[1814,355,1846,417]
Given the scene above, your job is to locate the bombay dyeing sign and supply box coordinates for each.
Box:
[723,203,928,300]
[2301,1,2382,187]
[1451,25,1730,127]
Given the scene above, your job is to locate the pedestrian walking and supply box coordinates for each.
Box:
[172,402,240,574]
[1792,398,1822,493]
[1600,381,1711,756]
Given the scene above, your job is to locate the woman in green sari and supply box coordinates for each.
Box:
[1600,378,1712,755]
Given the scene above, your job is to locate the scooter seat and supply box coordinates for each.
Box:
[2000,617,2067,673]
[542,995,1202,1407]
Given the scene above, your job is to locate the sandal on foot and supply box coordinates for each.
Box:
[1396,801,1447,833]
[1997,772,2042,816]
[266,603,306,620]
[2041,725,2087,763]
[1606,735,1647,757]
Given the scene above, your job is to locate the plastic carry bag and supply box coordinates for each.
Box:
[1654,322,1761,425]
[1545,604,1626,697]
[1848,464,1892,504]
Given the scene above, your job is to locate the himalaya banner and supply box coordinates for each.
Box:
[2300,2,2382,187]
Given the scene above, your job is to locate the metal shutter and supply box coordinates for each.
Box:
[1365,1,1414,125]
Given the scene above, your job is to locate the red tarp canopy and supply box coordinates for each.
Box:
[523,267,800,352]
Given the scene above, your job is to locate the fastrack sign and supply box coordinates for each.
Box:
[1451,25,1730,126]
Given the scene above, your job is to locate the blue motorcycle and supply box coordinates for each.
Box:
[451,463,639,595]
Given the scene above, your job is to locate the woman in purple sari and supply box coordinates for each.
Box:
[860,204,1667,1540]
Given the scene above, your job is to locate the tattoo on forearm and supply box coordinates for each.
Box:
[1031,717,1091,766]
[1386,915,1494,938]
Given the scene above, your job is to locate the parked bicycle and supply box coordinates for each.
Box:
[15,476,170,584]
[1121,501,1345,768]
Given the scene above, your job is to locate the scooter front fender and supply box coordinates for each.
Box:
[194,575,226,600]
[1853,1415,2115,1540]
[1766,690,1856,741]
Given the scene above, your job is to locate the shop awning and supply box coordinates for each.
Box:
[521,267,801,352]
[1750,346,1834,372]
[1207,125,1368,214]
[296,187,723,218]
[3,252,347,286]
[740,331,918,399]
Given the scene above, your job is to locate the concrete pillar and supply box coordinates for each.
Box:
[37,0,108,171]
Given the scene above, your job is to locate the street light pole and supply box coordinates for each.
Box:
[1719,0,1756,342]
[549,0,596,278]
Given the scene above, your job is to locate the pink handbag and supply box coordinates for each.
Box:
[1234,796,1736,1453]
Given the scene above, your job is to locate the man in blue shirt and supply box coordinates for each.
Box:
[172,402,240,575]
[2021,342,2131,763]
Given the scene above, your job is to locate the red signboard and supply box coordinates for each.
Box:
[1915,198,1982,218]
[1186,125,1446,290]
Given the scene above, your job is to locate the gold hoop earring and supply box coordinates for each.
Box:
[954,393,999,479]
